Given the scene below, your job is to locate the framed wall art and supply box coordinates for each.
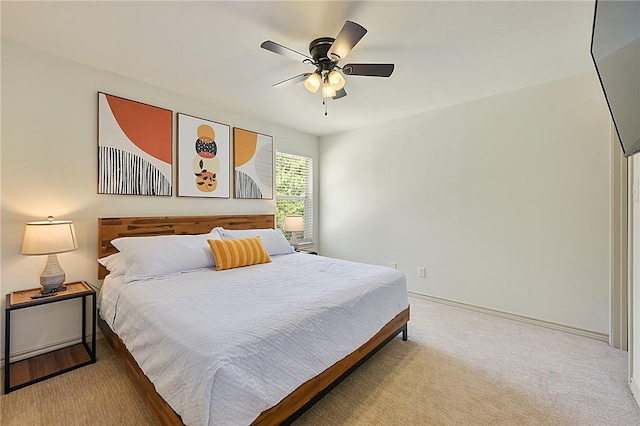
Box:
[233,128,273,199]
[98,92,172,196]
[177,113,230,198]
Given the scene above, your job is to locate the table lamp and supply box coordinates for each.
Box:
[283,215,304,250]
[21,216,78,294]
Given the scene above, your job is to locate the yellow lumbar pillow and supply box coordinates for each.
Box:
[208,236,271,271]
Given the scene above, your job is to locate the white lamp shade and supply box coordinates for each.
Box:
[21,220,78,255]
[283,215,304,232]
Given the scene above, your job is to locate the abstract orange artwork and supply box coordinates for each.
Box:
[233,128,273,199]
[98,92,172,195]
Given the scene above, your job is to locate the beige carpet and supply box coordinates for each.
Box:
[2,297,639,425]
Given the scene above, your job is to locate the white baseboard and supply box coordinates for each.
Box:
[408,291,609,343]
[630,378,640,409]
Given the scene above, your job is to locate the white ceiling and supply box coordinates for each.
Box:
[1,1,597,137]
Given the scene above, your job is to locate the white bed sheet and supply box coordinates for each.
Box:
[99,253,408,426]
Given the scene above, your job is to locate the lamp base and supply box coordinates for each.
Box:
[289,232,299,250]
[40,254,66,294]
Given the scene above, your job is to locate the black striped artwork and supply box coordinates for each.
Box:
[235,170,263,199]
[98,146,171,195]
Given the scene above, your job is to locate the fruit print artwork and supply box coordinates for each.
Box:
[193,125,220,193]
[177,113,230,198]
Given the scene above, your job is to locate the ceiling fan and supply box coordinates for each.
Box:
[260,20,394,112]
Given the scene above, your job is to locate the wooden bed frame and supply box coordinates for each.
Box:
[97,215,410,425]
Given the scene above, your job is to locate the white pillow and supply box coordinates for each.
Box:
[112,229,221,283]
[98,253,128,277]
[215,227,294,256]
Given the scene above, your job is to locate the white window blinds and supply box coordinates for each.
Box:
[275,151,313,243]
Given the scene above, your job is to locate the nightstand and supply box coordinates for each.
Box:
[4,281,96,394]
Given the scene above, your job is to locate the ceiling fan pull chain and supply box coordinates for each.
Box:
[324,98,328,116]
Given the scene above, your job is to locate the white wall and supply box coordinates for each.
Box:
[0,40,319,358]
[319,73,612,334]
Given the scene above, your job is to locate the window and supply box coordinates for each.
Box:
[276,151,313,244]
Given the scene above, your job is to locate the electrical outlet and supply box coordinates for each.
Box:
[390,262,398,269]
[418,266,426,278]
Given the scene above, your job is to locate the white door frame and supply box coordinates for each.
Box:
[629,154,640,404]
[611,131,629,349]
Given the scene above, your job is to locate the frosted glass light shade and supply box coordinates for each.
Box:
[328,70,345,91]
[304,73,322,93]
[322,82,336,98]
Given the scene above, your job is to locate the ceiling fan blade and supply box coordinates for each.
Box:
[327,20,367,62]
[342,63,394,77]
[273,73,311,88]
[261,40,312,63]
[333,88,347,100]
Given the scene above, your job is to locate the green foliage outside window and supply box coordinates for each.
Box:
[276,152,312,242]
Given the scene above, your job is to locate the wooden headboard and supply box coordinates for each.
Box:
[98,214,275,279]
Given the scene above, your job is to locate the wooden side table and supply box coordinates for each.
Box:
[4,281,96,394]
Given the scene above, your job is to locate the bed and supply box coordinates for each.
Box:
[97,215,410,425]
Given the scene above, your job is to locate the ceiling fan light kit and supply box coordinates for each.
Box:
[261,20,395,114]
[327,70,345,91]
[304,72,322,93]
[321,81,337,98]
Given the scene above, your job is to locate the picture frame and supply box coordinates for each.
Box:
[233,128,273,199]
[97,92,172,196]
[177,113,231,198]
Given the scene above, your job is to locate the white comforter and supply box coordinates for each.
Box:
[99,253,408,426]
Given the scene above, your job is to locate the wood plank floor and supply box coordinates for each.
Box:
[9,343,91,388]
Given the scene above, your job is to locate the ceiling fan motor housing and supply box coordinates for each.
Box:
[309,37,337,71]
